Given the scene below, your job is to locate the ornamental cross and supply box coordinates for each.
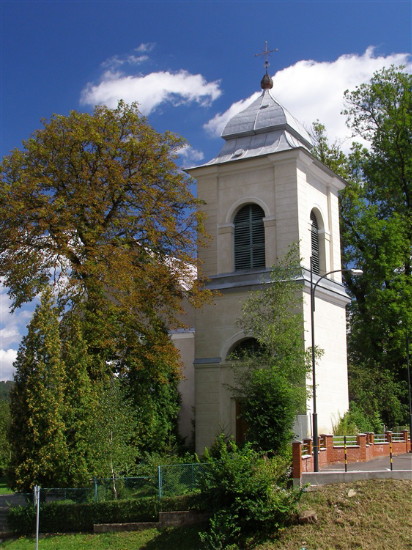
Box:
[254,41,279,71]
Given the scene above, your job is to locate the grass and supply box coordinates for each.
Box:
[0,526,203,549]
[0,478,12,496]
[1,480,411,549]
[256,479,412,550]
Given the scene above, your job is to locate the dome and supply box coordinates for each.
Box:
[221,89,312,146]
[198,89,313,167]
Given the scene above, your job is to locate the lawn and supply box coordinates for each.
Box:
[0,478,12,496]
[0,526,202,549]
[2,479,411,549]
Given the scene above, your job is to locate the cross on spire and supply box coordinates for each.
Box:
[255,41,279,73]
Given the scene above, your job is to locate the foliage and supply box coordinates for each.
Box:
[198,436,302,548]
[232,244,310,452]
[311,66,412,427]
[2,101,208,487]
[234,369,299,454]
[8,289,69,491]
[333,402,383,435]
[7,497,159,534]
[7,493,203,535]
[87,379,139,493]
[0,101,206,313]
[0,400,11,473]
[0,380,13,400]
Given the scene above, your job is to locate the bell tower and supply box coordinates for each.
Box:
[187,61,350,453]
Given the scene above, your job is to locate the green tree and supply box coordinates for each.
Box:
[87,379,139,498]
[232,245,310,452]
[0,101,209,459]
[60,309,98,487]
[8,289,69,491]
[311,66,411,427]
[0,400,11,474]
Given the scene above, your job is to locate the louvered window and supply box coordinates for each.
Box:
[234,204,265,270]
[311,211,320,275]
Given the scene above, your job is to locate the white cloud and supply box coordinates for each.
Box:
[81,69,222,115]
[101,43,155,71]
[0,349,17,381]
[0,285,34,380]
[135,43,155,53]
[177,145,204,166]
[204,48,411,151]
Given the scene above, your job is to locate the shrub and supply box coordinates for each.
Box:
[333,402,383,435]
[7,493,205,535]
[198,436,302,548]
[8,497,159,534]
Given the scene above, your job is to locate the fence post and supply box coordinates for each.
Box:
[357,433,367,461]
[323,434,334,462]
[401,430,409,451]
[158,465,162,499]
[292,441,303,484]
[34,485,40,550]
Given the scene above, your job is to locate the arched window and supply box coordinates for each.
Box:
[310,211,320,275]
[228,338,262,360]
[234,204,265,270]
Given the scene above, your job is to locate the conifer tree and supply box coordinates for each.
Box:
[60,309,97,487]
[9,289,69,491]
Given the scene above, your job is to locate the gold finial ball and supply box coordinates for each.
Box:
[261,73,273,90]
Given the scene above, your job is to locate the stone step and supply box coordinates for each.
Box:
[94,510,210,533]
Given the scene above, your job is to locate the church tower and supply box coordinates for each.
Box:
[187,62,350,453]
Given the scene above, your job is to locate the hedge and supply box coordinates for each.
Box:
[7,494,204,534]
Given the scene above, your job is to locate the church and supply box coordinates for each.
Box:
[172,63,350,454]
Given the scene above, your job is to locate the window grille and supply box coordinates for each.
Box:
[234,204,265,270]
[310,211,320,274]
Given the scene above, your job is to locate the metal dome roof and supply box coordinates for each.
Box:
[196,88,313,168]
[221,89,312,146]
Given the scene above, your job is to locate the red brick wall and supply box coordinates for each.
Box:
[292,431,410,479]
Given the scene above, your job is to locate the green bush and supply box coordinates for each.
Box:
[198,436,302,548]
[333,402,383,435]
[235,367,303,453]
[7,493,205,535]
[8,497,159,534]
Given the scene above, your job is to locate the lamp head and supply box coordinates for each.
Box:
[350,268,363,276]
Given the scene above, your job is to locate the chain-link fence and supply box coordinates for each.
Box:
[157,462,207,498]
[13,463,210,506]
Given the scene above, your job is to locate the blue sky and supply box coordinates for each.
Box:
[0,0,411,380]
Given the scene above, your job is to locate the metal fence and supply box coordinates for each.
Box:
[157,462,206,498]
[332,435,358,446]
[16,463,209,506]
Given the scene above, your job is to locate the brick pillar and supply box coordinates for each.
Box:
[292,441,303,481]
[367,432,374,445]
[401,430,409,452]
[385,431,393,443]
[357,433,367,461]
[323,434,334,461]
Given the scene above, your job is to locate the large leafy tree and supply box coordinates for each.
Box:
[312,67,412,427]
[1,102,208,474]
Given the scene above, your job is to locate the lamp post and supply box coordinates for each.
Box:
[310,257,363,472]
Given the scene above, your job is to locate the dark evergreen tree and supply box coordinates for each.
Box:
[9,289,69,491]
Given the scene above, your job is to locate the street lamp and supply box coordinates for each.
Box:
[310,257,363,472]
